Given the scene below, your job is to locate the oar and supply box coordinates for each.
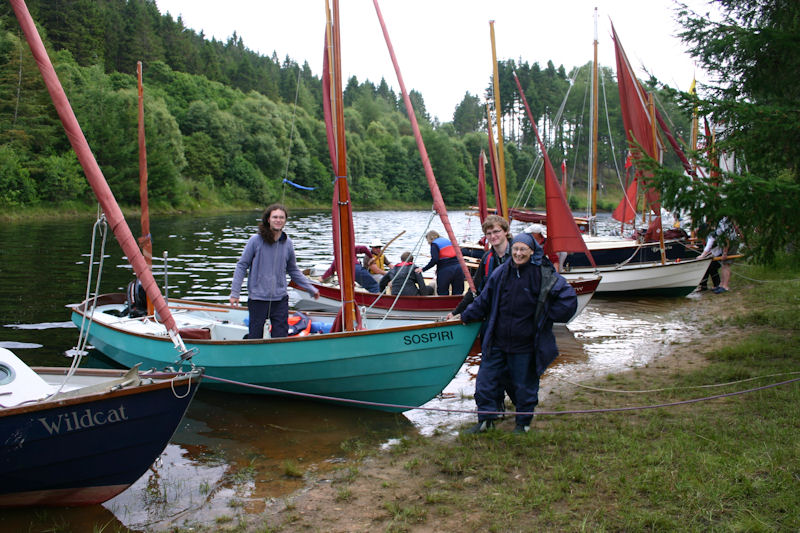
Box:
[712,254,744,261]
[380,230,405,255]
[169,306,230,312]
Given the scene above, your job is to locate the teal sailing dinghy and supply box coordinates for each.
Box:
[66,1,480,412]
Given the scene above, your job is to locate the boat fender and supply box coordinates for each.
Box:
[309,321,333,334]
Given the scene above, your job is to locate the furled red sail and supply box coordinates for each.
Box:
[10,0,184,350]
[372,0,475,292]
[612,23,661,215]
[323,1,361,331]
[477,150,489,223]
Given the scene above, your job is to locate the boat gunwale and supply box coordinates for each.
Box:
[564,256,712,274]
[1,368,202,417]
[70,293,478,346]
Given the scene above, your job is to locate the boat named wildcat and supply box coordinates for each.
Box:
[38,405,129,435]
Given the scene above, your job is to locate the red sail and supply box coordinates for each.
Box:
[513,73,596,267]
[612,175,638,224]
[477,150,488,223]
[486,111,503,216]
[612,23,661,215]
[323,3,361,331]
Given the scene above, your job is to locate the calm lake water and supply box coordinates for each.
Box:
[0,209,706,531]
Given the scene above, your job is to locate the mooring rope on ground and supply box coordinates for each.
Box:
[202,373,800,418]
[554,371,800,394]
[731,268,800,283]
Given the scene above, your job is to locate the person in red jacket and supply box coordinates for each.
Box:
[420,230,465,296]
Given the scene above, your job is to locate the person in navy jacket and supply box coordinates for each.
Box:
[460,232,577,434]
[421,230,465,296]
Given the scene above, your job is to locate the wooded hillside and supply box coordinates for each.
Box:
[0,0,690,212]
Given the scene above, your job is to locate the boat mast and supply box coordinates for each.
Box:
[590,7,599,235]
[372,0,475,292]
[689,77,698,175]
[10,0,187,354]
[329,0,358,330]
[485,102,502,216]
[137,61,154,316]
[649,93,667,264]
[489,21,508,220]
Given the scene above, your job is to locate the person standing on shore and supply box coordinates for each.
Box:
[460,232,577,434]
[230,203,318,339]
[448,215,511,319]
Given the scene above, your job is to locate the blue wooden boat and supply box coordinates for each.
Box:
[70,294,480,412]
[0,347,202,507]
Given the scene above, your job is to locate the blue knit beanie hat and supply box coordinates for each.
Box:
[511,232,536,251]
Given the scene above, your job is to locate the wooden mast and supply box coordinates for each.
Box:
[137,61,154,316]
[489,21,508,220]
[485,102,502,216]
[372,0,475,292]
[330,0,357,330]
[590,7,600,234]
[649,92,666,264]
[9,0,186,353]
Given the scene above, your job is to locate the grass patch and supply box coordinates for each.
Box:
[365,262,800,531]
[280,460,303,479]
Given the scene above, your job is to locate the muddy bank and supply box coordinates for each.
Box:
[237,290,733,532]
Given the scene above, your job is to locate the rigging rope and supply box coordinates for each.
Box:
[57,212,109,396]
[366,211,436,328]
[280,68,303,204]
[511,66,581,211]
[555,371,800,394]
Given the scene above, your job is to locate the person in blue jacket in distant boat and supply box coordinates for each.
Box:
[420,230,465,296]
[459,232,577,434]
[230,203,318,339]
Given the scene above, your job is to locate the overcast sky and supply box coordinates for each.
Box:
[154,0,714,121]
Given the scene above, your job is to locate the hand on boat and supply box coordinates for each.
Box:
[229,296,240,307]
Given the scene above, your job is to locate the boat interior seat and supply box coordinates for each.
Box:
[206,322,248,341]
[177,327,212,340]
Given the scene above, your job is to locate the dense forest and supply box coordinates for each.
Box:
[0,0,691,213]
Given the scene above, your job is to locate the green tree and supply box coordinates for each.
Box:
[652,0,800,263]
[453,92,483,135]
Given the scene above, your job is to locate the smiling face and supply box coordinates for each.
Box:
[484,224,507,249]
[268,209,287,233]
[511,242,533,265]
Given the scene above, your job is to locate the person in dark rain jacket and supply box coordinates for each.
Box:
[460,232,577,434]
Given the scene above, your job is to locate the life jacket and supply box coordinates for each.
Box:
[394,261,413,268]
[433,237,457,259]
[285,311,312,336]
[484,251,494,276]
[125,279,148,318]
[482,249,507,278]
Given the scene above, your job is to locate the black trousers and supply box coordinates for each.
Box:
[247,296,289,339]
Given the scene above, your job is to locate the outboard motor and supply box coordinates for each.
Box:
[124,279,148,318]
